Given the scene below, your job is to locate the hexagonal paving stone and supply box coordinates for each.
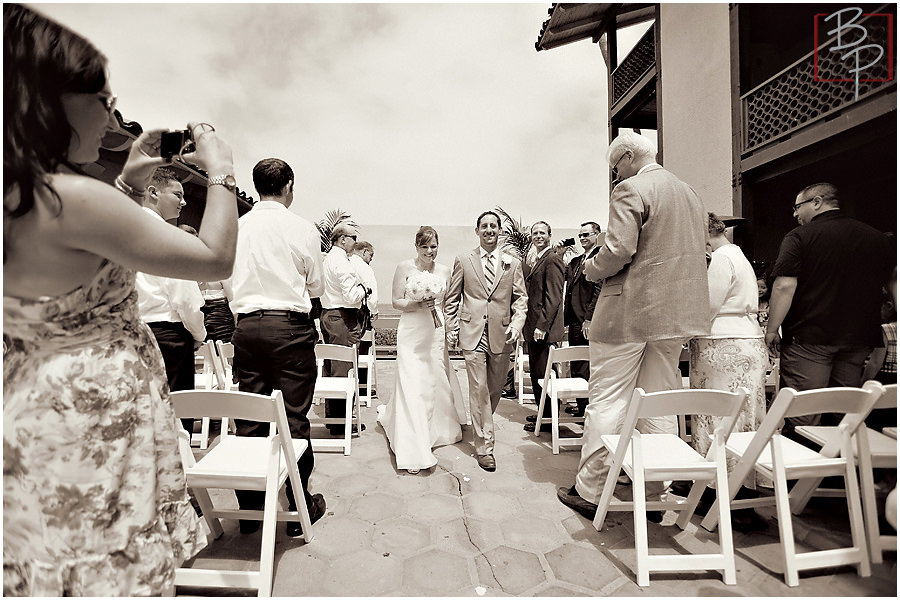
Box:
[306,516,374,558]
[348,491,404,523]
[372,517,431,558]
[404,492,463,522]
[545,544,621,591]
[321,549,402,596]
[500,515,569,551]
[402,548,473,594]
[440,517,506,557]
[475,545,546,594]
[378,471,432,496]
[271,550,327,596]
[331,473,381,497]
[462,490,520,521]
[428,470,463,495]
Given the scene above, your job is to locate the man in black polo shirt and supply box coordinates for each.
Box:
[766,182,894,435]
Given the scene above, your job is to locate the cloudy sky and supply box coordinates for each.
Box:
[34,2,637,230]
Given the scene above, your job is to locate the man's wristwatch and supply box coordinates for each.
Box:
[207,173,236,192]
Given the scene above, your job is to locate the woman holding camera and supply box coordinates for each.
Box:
[4,4,237,595]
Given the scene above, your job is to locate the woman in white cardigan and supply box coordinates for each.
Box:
[689,212,769,530]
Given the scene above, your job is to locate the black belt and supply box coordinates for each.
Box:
[238,310,310,322]
[147,321,188,330]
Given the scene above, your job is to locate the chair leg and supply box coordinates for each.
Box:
[192,487,224,539]
[258,472,280,596]
[714,462,737,585]
[632,462,650,587]
[199,417,210,450]
[771,439,800,587]
[843,453,872,577]
[551,390,560,454]
[675,481,706,530]
[593,455,621,531]
[343,391,353,456]
[535,390,547,437]
[857,443,883,564]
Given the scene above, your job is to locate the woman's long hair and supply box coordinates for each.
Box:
[3,3,108,221]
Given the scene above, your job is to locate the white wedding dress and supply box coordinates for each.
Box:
[378,277,463,471]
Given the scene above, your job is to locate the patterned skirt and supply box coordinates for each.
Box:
[689,337,769,489]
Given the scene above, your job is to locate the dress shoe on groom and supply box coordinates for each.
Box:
[476,454,496,472]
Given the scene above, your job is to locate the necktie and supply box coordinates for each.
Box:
[485,254,495,288]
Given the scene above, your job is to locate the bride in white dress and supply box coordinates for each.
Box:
[377,226,463,474]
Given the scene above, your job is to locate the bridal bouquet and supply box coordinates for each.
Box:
[406,270,445,328]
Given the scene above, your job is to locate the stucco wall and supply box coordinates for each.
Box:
[658,4,733,217]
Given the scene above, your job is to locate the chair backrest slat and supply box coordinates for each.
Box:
[171,389,278,423]
[636,388,748,421]
[873,382,897,410]
[314,343,358,365]
[781,385,882,420]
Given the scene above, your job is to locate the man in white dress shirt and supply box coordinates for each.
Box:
[320,223,370,436]
[350,241,378,394]
[223,158,326,537]
[135,168,206,431]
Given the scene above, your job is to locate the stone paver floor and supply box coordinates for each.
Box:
[179,359,897,596]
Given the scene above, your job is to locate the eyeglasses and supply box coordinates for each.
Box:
[578,232,596,238]
[611,151,629,176]
[792,195,819,212]
[343,234,357,241]
[98,93,117,116]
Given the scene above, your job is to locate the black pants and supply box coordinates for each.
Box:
[149,321,195,432]
[320,307,362,432]
[527,338,553,417]
[232,311,318,511]
[567,321,590,412]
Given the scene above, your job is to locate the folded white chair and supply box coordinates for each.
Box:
[534,345,590,454]
[792,382,897,564]
[699,383,884,587]
[171,389,314,597]
[310,343,359,456]
[515,339,532,405]
[357,330,377,408]
[192,340,220,450]
[592,386,748,587]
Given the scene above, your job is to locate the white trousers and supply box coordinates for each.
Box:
[575,338,686,504]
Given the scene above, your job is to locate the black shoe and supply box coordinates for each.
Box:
[287,494,327,538]
[647,510,664,524]
[557,486,598,520]
[501,390,517,399]
[731,508,767,533]
[524,422,551,433]
[668,480,694,497]
[525,415,538,423]
[329,423,366,436]
[477,454,496,472]
[564,406,584,417]
[239,519,261,534]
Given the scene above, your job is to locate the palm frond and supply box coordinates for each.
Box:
[494,205,531,262]
[316,209,357,253]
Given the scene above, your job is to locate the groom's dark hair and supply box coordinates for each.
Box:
[476,211,501,229]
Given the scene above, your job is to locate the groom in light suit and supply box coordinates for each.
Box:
[445,211,528,472]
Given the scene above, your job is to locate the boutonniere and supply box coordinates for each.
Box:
[500,254,512,270]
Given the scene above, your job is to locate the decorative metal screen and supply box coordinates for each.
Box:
[612,25,656,106]
[742,12,894,154]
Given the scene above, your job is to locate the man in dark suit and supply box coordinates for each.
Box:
[522,221,565,433]
[562,221,603,417]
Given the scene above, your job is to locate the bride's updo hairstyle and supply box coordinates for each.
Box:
[416,225,439,247]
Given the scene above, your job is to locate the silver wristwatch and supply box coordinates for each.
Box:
[207,173,236,192]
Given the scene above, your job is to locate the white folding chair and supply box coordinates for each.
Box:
[592,387,747,586]
[699,383,884,587]
[171,389,314,597]
[534,345,589,454]
[357,330,377,407]
[310,343,359,456]
[515,339,532,405]
[792,382,897,564]
[214,340,238,390]
[192,340,221,450]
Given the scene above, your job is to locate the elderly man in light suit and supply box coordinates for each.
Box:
[445,210,528,472]
[557,131,710,522]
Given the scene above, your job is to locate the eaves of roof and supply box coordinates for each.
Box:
[535,3,656,52]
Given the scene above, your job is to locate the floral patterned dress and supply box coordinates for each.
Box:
[3,260,206,596]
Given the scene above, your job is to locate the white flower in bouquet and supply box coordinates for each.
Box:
[406,270,445,328]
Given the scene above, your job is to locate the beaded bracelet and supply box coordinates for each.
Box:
[115,175,146,201]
